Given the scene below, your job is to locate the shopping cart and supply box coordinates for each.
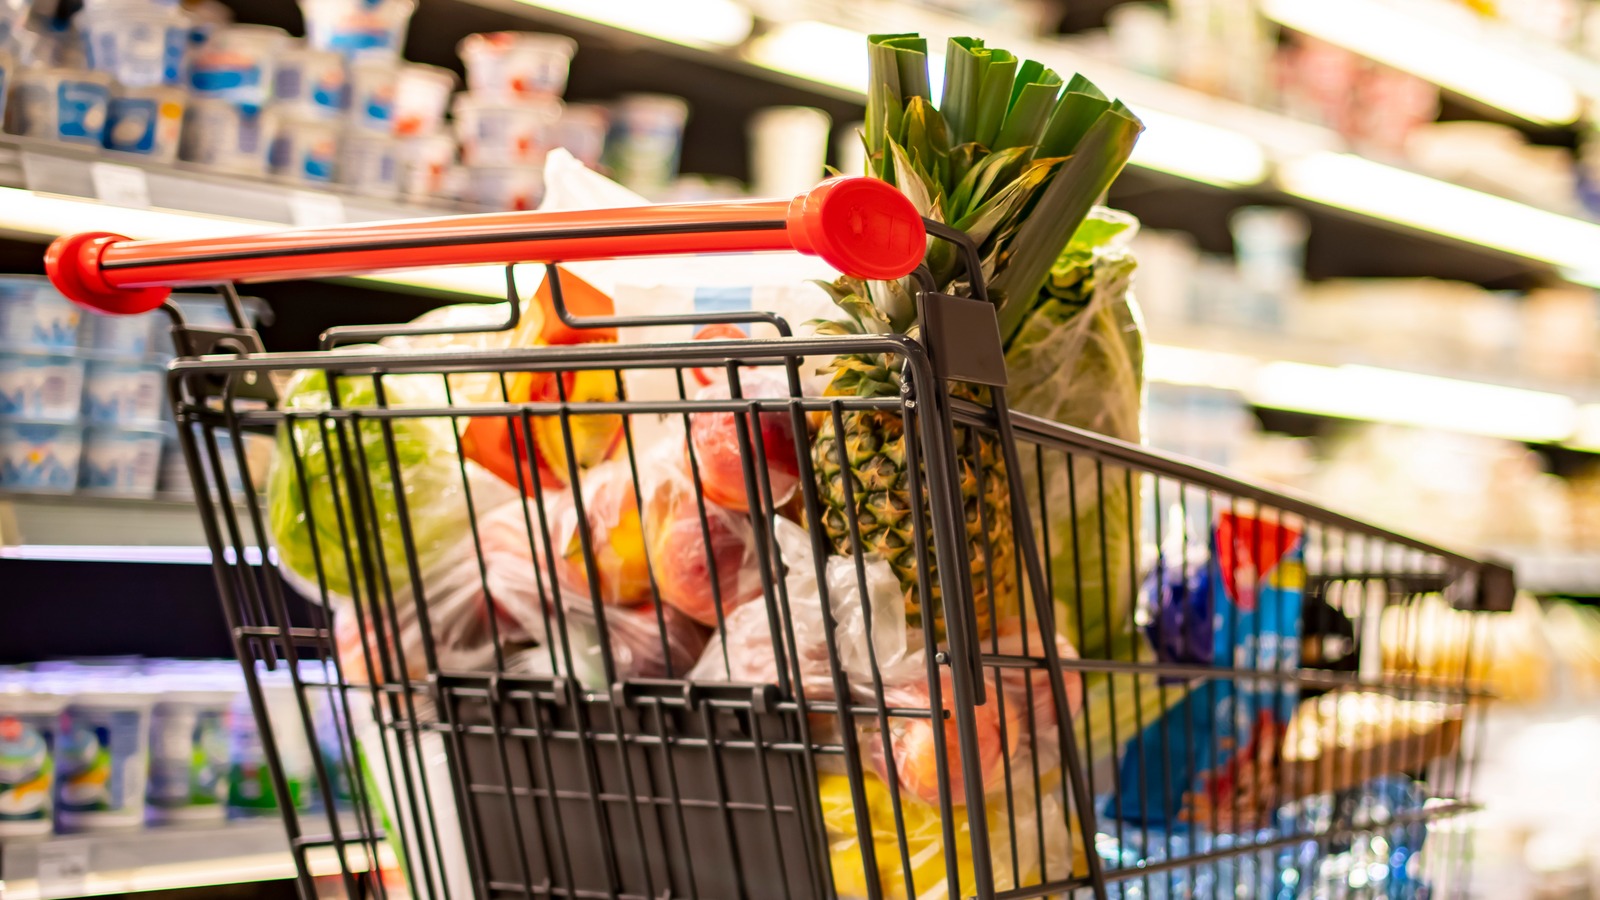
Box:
[47,177,1514,900]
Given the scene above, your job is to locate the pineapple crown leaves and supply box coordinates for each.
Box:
[833,33,1143,347]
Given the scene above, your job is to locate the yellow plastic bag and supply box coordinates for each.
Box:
[818,768,1077,900]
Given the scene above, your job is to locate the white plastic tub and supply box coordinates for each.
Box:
[457,31,574,100]
[269,116,340,184]
[80,426,163,497]
[54,689,156,832]
[272,45,348,119]
[78,3,187,88]
[605,93,689,198]
[397,131,455,200]
[300,0,415,60]
[452,92,558,166]
[180,98,277,175]
[105,84,185,161]
[79,308,157,359]
[0,276,80,351]
[145,688,235,823]
[463,163,542,211]
[347,56,397,132]
[0,688,66,838]
[392,62,455,136]
[0,419,82,493]
[10,68,113,145]
[339,131,400,198]
[188,24,287,105]
[82,358,165,425]
[0,350,86,421]
[555,102,609,169]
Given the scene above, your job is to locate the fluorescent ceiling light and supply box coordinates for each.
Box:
[1279,152,1600,269]
[0,186,509,300]
[519,0,752,47]
[1250,362,1577,443]
[1261,0,1581,125]
[1131,108,1268,187]
[1149,343,1583,445]
[747,21,871,93]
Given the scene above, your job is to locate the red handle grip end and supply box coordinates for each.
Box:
[46,231,172,315]
[787,177,926,281]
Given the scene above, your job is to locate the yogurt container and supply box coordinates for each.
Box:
[392,62,454,137]
[82,358,165,425]
[457,31,575,100]
[0,688,66,838]
[339,131,400,198]
[346,57,397,133]
[269,117,340,184]
[182,0,233,56]
[299,0,415,61]
[0,350,86,420]
[452,92,558,166]
[463,164,541,211]
[397,131,455,200]
[146,688,234,823]
[0,276,80,350]
[188,24,286,105]
[10,67,112,145]
[104,84,185,161]
[180,98,277,175]
[228,673,313,815]
[54,689,155,832]
[79,308,158,359]
[0,420,83,492]
[78,3,187,88]
[605,93,689,199]
[555,102,609,170]
[273,45,348,119]
[80,427,163,496]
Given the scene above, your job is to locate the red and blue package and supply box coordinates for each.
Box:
[1108,511,1305,828]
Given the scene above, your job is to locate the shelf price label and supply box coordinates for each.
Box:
[89,162,152,210]
[289,190,345,227]
[36,839,92,897]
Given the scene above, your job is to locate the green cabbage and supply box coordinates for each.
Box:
[1002,208,1176,770]
[268,366,469,602]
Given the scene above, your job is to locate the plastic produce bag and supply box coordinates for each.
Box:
[331,533,512,685]
[643,444,766,626]
[477,497,709,686]
[689,518,920,693]
[686,368,803,514]
[267,357,517,604]
[378,301,517,403]
[818,768,1073,900]
[1001,209,1173,777]
[540,458,654,607]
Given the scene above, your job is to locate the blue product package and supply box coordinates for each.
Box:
[57,79,112,143]
[1107,511,1305,828]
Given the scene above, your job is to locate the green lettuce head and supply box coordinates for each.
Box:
[268,365,472,602]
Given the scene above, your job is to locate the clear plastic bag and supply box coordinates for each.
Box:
[686,368,803,513]
[541,458,654,607]
[478,497,709,687]
[643,444,766,626]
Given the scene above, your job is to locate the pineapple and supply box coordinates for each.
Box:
[810,344,1017,640]
[802,34,1142,642]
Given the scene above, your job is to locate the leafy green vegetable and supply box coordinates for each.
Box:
[268,366,470,601]
[1004,208,1178,770]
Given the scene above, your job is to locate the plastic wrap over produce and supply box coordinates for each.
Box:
[266,354,517,605]
[476,493,710,688]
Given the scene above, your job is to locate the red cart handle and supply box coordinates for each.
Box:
[45,177,926,315]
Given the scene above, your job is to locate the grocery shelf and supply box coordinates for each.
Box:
[0,492,246,564]
[0,818,392,900]
[1507,550,1600,597]
[1145,329,1600,451]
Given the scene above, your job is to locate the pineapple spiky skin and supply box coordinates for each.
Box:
[811,351,1017,641]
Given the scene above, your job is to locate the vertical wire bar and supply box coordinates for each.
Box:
[649,698,701,900]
